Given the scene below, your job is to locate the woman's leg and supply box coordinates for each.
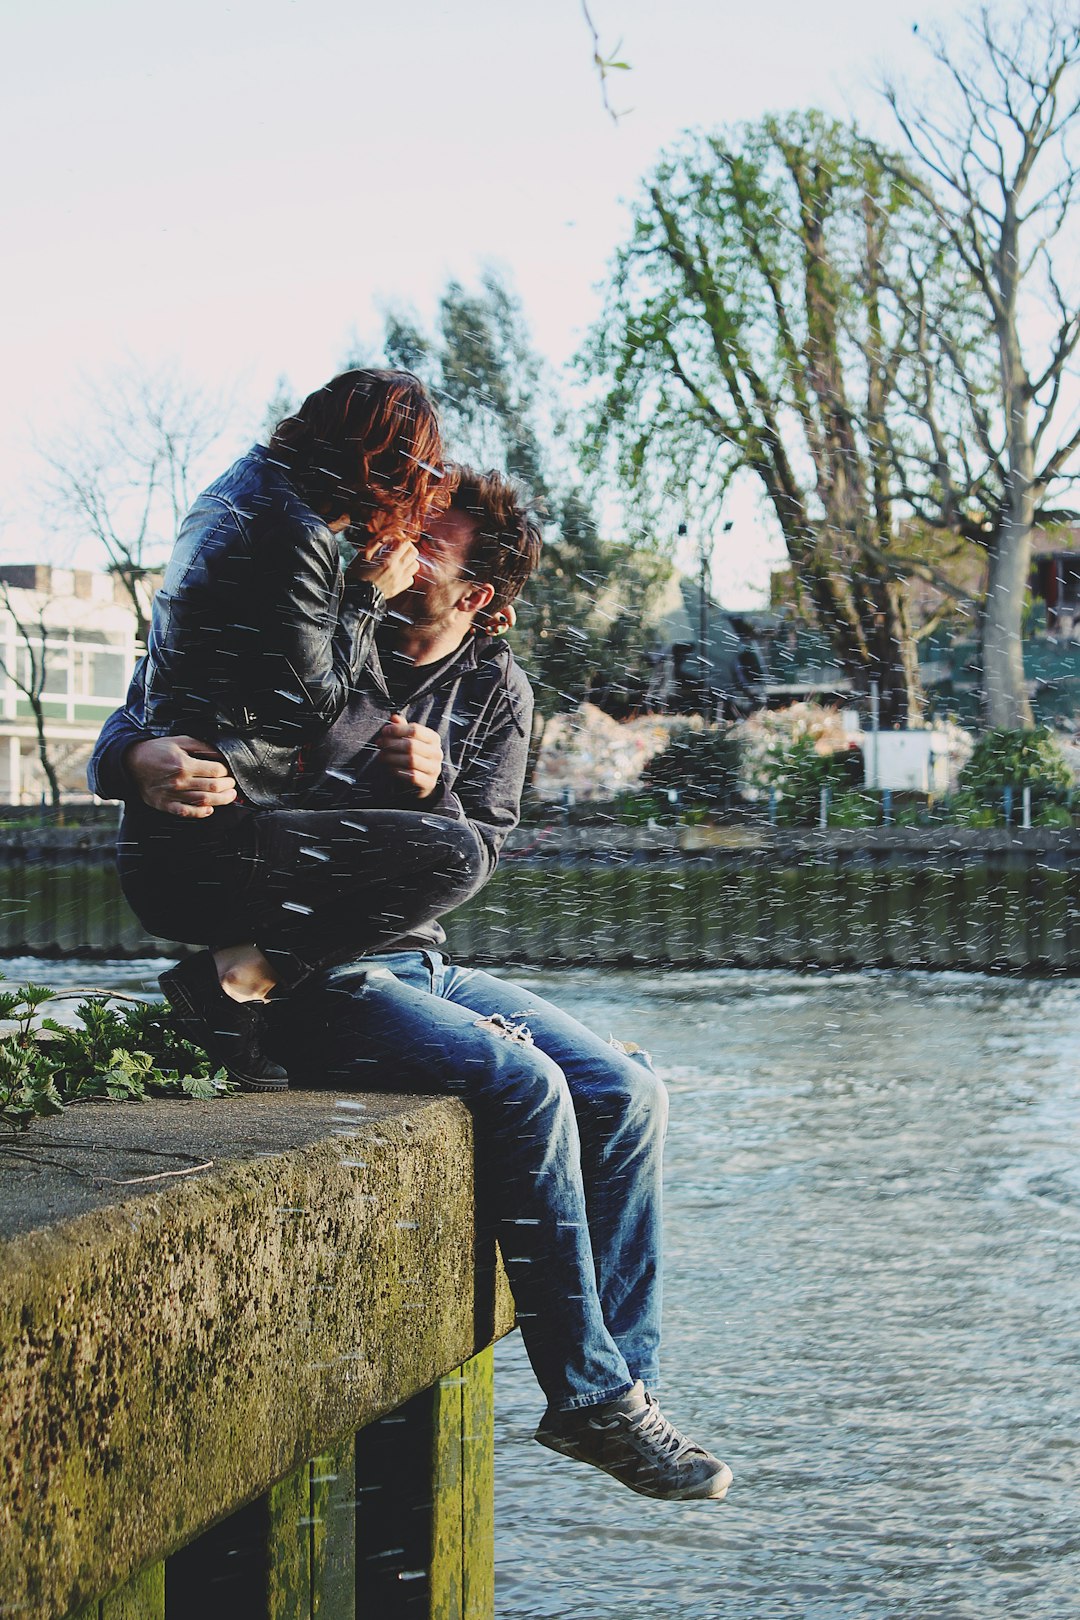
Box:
[119,801,486,988]
[236,806,487,988]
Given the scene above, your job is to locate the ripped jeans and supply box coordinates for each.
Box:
[274,951,667,1412]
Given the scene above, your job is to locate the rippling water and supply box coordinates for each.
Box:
[491,969,1080,1620]
[13,959,1079,1618]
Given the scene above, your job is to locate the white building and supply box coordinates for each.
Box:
[0,566,142,803]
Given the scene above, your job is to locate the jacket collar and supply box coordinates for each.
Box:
[369,622,509,702]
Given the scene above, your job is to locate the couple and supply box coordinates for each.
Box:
[89,368,732,1503]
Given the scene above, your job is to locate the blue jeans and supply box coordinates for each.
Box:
[278,951,667,1412]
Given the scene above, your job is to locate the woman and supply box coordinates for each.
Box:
[118,369,485,1086]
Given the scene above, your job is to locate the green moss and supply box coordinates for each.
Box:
[0,1099,513,1620]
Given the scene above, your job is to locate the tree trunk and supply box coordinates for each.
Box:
[984,314,1036,722]
[524,709,547,794]
[869,577,925,729]
[982,273,1035,729]
[982,516,1034,727]
[30,698,63,811]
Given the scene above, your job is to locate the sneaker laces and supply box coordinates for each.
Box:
[630,1393,699,1466]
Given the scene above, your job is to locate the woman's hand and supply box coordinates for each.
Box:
[346,537,420,601]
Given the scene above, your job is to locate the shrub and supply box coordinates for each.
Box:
[829,791,880,828]
[1036,801,1074,829]
[957,728,1072,810]
[640,725,741,810]
[750,730,865,825]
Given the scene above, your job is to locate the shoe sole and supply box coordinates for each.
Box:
[534,1430,733,1501]
[159,966,289,1092]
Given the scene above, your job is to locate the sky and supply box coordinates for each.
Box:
[1,0,974,603]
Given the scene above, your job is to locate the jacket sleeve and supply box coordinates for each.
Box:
[86,662,152,803]
[251,517,385,738]
[422,672,533,886]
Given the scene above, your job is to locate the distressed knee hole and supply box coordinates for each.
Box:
[475,1012,534,1045]
[608,1034,654,1069]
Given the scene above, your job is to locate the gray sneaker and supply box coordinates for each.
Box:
[535,1382,733,1501]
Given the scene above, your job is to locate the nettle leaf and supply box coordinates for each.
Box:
[30,1080,65,1117]
[1,979,235,1134]
[179,1075,220,1100]
[18,985,58,1010]
[101,1068,148,1101]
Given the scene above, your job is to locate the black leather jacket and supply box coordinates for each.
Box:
[137,446,384,806]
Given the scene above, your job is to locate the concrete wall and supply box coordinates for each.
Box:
[0,1092,513,1620]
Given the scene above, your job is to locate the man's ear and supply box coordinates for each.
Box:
[458,581,495,617]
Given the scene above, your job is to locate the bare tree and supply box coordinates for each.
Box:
[43,369,227,645]
[883,2,1080,727]
[0,583,62,809]
[580,0,632,124]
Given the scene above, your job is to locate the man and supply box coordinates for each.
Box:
[88,464,732,1503]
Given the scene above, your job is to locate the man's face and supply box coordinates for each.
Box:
[399,507,483,628]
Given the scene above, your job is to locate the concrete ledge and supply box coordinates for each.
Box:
[0,1093,514,1620]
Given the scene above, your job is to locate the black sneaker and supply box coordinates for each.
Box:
[535,1382,732,1501]
[159,952,289,1092]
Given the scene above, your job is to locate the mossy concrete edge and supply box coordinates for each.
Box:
[0,1094,514,1620]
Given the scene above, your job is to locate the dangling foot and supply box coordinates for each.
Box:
[535,1382,732,1501]
[159,951,289,1092]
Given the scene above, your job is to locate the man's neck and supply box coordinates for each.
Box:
[389,617,472,667]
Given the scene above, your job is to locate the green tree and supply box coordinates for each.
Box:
[582,112,990,728]
[381,273,672,723]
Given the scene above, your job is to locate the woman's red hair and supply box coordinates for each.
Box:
[268,369,444,540]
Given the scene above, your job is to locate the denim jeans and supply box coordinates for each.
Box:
[275,951,668,1412]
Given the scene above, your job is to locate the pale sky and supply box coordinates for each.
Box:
[2,0,973,603]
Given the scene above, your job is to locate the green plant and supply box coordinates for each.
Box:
[829,791,880,828]
[753,732,865,826]
[640,725,741,811]
[611,790,677,825]
[948,797,1000,828]
[0,980,231,1137]
[1035,801,1074,829]
[956,727,1072,819]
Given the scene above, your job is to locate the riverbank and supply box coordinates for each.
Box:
[5,825,1080,971]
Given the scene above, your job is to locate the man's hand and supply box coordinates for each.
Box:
[376,714,443,798]
[124,735,237,818]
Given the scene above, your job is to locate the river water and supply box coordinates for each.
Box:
[491,968,1080,1620]
[12,960,1079,1618]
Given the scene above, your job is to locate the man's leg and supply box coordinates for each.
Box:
[433,962,667,1392]
[278,953,634,1413]
[278,954,732,1503]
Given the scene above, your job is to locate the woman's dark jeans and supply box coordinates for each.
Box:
[117,801,486,987]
